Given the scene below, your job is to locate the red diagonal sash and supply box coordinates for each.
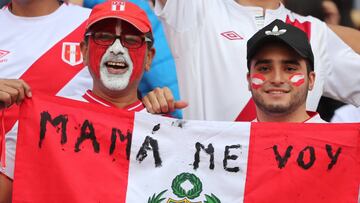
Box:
[0,21,87,167]
[235,99,257,121]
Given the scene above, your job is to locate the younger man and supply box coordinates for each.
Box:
[246,20,325,123]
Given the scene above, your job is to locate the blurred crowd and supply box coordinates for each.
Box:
[0,0,359,26]
[284,0,360,28]
[1,0,358,27]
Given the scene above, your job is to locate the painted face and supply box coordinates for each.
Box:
[248,42,314,114]
[87,19,147,91]
[98,38,134,90]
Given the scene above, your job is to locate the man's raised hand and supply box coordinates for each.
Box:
[0,79,32,109]
[143,87,188,114]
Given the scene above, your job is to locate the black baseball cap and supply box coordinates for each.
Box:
[247,19,314,71]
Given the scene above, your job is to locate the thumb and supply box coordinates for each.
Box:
[174,101,188,109]
[23,83,32,98]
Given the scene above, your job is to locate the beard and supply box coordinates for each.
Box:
[99,66,133,91]
[98,40,134,91]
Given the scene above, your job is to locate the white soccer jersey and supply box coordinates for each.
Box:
[0,3,92,98]
[304,112,327,123]
[0,3,91,179]
[154,0,360,121]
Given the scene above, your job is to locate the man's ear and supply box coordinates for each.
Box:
[80,41,88,66]
[308,71,316,91]
[145,48,156,72]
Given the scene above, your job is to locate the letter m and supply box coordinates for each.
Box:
[39,111,68,148]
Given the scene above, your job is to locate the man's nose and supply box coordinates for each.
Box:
[109,39,125,55]
[269,68,286,85]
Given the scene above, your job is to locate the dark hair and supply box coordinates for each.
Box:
[305,60,313,74]
[333,0,355,27]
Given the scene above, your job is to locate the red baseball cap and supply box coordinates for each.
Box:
[86,0,152,33]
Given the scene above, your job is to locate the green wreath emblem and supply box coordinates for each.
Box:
[171,172,203,199]
[148,172,221,203]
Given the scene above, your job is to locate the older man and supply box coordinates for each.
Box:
[76,1,155,110]
[0,1,163,201]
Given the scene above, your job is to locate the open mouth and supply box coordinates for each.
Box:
[265,89,290,94]
[105,61,129,74]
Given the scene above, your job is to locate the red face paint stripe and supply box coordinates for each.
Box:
[289,73,305,87]
[251,73,266,89]
[128,43,146,82]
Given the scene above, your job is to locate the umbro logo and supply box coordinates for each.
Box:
[0,50,9,59]
[221,31,243,40]
[0,50,9,63]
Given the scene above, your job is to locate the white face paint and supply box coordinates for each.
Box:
[289,74,305,84]
[251,77,265,86]
[99,21,134,91]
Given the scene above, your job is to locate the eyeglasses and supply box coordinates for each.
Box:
[85,32,152,49]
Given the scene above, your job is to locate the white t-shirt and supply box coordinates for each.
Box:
[0,3,91,179]
[154,0,360,121]
[331,104,360,123]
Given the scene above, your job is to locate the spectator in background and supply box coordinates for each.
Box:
[285,0,359,28]
[353,0,360,28]
[323,0,341,24]
[0,0,9,8]
[284,0,326,21]
[284,0,344,25]
[333,0,355,27]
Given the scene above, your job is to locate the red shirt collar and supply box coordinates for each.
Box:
[82,90,145,112]
[303,111,319,122]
